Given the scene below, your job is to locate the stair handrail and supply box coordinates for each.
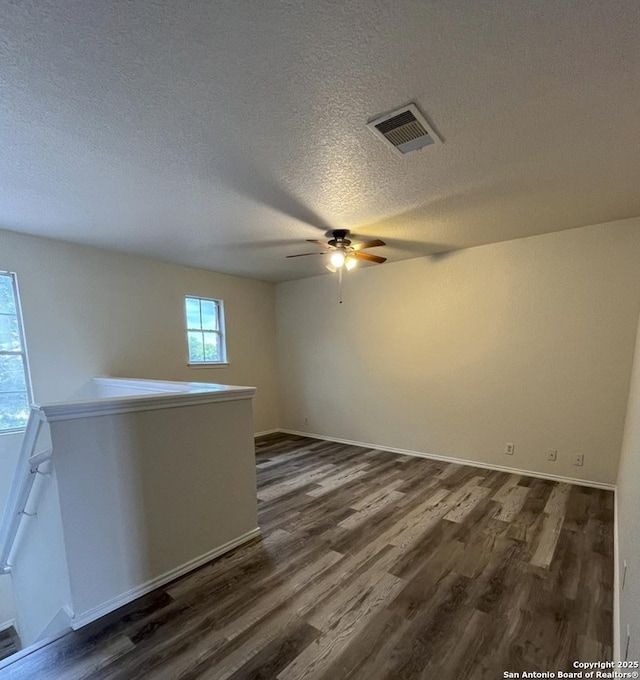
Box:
[0,407,51,574]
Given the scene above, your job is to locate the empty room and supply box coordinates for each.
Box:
[0,1,639,679]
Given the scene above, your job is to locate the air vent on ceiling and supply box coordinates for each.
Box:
[367,103,441,155]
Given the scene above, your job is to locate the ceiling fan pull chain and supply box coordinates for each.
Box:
[338,267,343,304]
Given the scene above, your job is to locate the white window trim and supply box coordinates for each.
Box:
[0,271,33,434]
[184,296,228,366]
[187,362,230,369]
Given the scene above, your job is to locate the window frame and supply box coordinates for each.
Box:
[0,271,33,434]
[184,295,228,367]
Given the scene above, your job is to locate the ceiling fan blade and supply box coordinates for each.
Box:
[352,239,386,251]
[352,251,387,264]
[285,252,325,258]
[306,239,333,249]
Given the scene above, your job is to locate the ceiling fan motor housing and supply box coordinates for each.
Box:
[328,229,351,248]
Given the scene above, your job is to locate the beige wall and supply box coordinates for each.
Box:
[50,397,257,627]
[617,311,640,661]
[276,219,640,485]
[0,229,280,433]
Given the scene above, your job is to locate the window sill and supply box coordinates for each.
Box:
[187,362,230,369]
[0,428,27,436]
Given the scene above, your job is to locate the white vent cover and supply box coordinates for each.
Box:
[367,103,441,155]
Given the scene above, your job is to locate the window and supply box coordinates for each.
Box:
[0,272,32,432]
[185,296,227,365]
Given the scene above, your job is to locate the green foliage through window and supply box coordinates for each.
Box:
[185,296,226,364]
[0,273,31,431]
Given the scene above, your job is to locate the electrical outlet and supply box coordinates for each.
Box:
[547,449,557,462]
[504,443,515,455]
[573,453,584,466]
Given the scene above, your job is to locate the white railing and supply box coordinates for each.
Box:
[0,407,52,574]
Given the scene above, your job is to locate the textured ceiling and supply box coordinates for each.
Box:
[1,0,639,281]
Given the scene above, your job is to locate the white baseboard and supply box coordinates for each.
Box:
[613,490,620,663]
[254,429,280,438]
[278,429,616,491]
[36,605,73,644]
[71,527,261,630]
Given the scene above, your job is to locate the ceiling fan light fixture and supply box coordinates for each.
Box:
[330,251,346,268]
[345,256,357,271]
[325,263,338,273]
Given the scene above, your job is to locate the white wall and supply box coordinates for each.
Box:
[0,433,20,630]
[0,577,15,633]
[0,228,280,433]
[277,218,640,485]
[617,311,640,662]
[11,464,72,647]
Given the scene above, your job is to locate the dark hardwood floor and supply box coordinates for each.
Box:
[2,433,613,679]
[0,627,19,664]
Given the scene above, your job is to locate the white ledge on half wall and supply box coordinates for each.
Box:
[34,376,256,422]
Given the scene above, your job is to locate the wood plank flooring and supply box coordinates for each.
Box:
[0,627,20,663]
[3,433,614,679]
